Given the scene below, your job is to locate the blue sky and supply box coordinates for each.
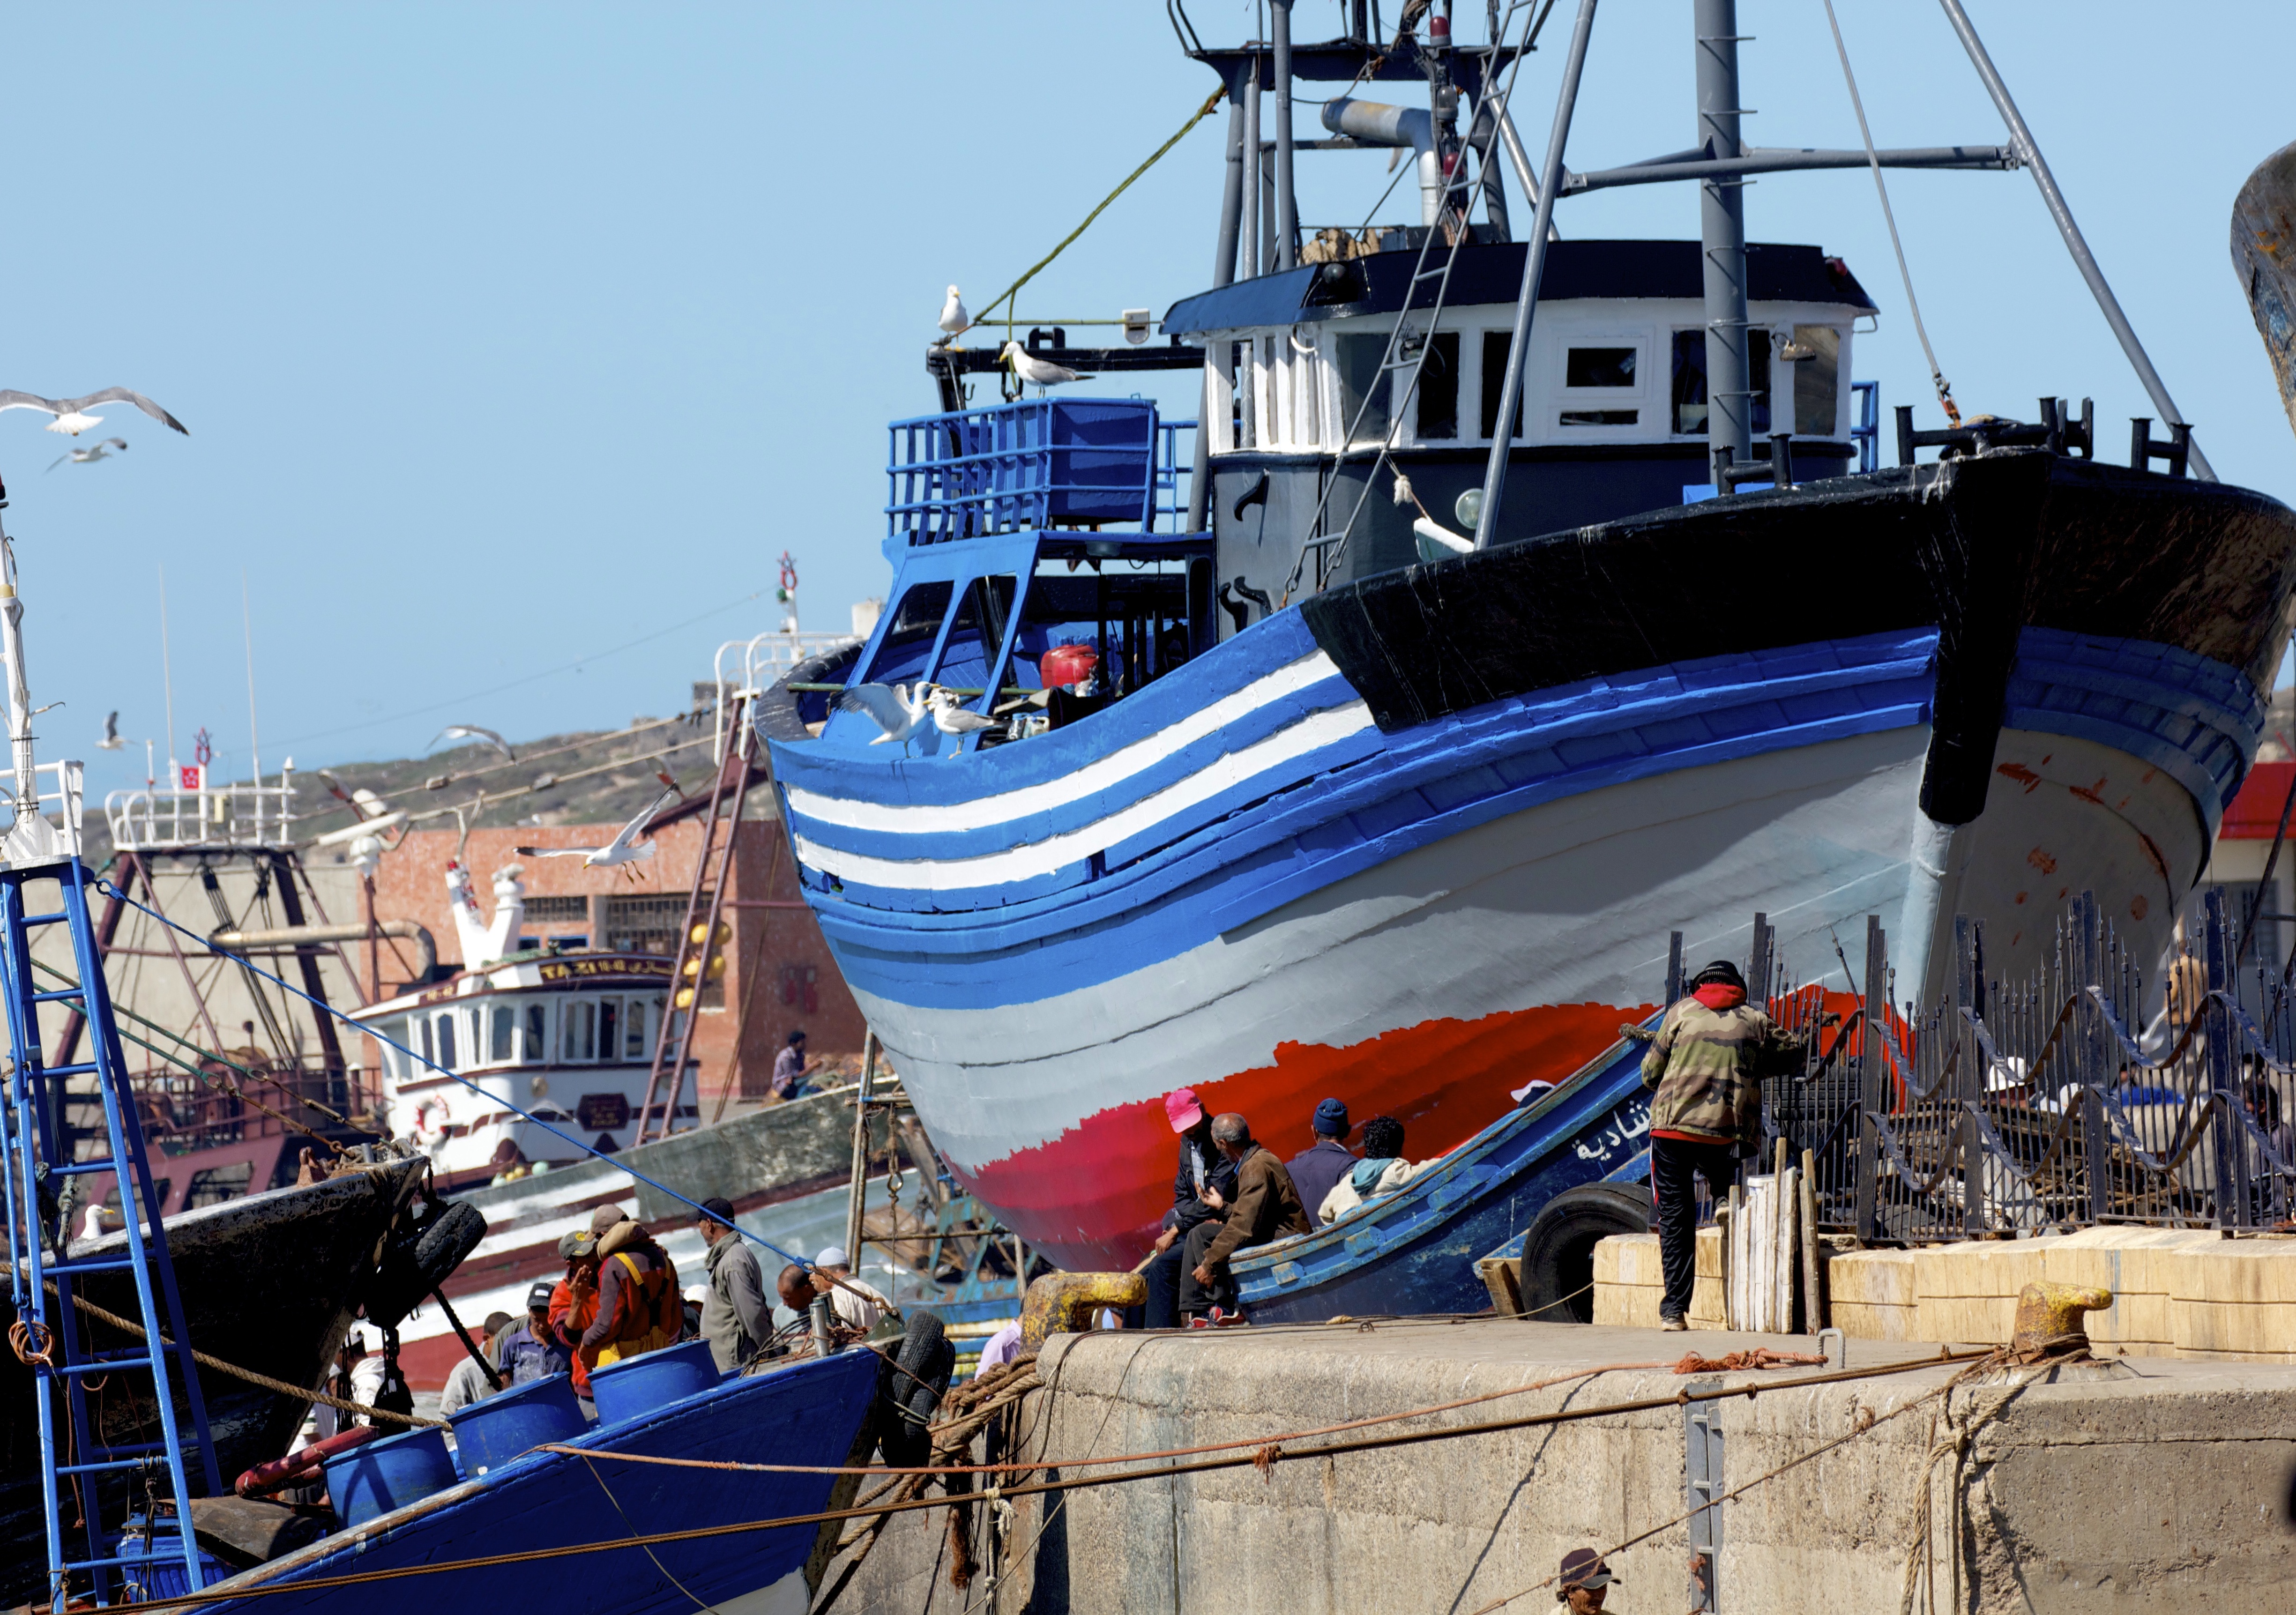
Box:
[5,1,2291,805]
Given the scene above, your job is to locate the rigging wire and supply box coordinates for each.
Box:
[1821,0,1962,429]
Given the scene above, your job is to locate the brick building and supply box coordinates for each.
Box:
[365,811,862,1109]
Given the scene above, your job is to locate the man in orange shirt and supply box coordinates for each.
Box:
[548,1226,604,1414]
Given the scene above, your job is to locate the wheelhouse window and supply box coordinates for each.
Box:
[1416,331,1459,440]
[1564,346,1636,388]
[1786,324,1841,437]
[1480,331,1523,439]
[598,998,620,1066]
[490,1004,513,1063]
[626,998,655,1060]
[858,580,953,687]
[522,1002,548,1064]
[419,1015,436,1068]
[1670,329,1773,436]
[562,998,596,1062]
[1334,333,1391,447]
[932,574,1017,695]
[434,1011,457,1072]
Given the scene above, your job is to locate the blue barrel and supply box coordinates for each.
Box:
[449,1373,588,1478]
[589,1339,719,1427]
[323,1424,458,1527]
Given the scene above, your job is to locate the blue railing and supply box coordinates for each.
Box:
[1851,380,1880,474]
[886,399,1196,544]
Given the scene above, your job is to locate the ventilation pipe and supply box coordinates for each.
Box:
[209,920,436,982]
[1323,97,1444,226]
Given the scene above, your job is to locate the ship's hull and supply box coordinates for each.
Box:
[766,452,2295,1269]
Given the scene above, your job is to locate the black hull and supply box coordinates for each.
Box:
[1301,450,2296,827]
[0,1159,424,1605]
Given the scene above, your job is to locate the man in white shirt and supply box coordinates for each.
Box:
[812,1246,892,1333]
[438,1311,512,1416]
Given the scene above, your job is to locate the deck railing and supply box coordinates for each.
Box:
[886,398,1195,543]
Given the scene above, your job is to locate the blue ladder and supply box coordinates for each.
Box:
[0,854,221,1606]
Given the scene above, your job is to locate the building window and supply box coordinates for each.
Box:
[607,893,707,956]
[1416,331,1459,440]
[1480,331,1523,439]
[524,896,589,926]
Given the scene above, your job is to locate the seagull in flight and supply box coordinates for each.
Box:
[514,783,677,871]
[926,687,999,749]
[1000,341,1084,391]
[939,285,971,342]
[0,387,188,438]
[48,437,126,472]
[430,723,515,761]
[98,710,125,750]
[836,682,933,755]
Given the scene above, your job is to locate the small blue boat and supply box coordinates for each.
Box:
[1231,1015,1660,1323]
[194,1347,880,1614]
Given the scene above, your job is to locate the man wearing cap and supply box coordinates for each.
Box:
[499,1280,574,1385]
[811,1246,891,1333]
[1641,959,1811,1331]
[1555,1548,1617,1610]
[1143,1088,1240,1329]
[439,1310,513,1415]
[1285,1098,1357,1221]
[548,1225,604,1410]
[698,1195,771,1370]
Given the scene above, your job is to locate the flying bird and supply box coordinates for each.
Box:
[47,437,127,472]
[836,682,933,755]
[926,686,999,746]
[430,723,514,762]
[98,710,124,750]
[999,341,1083,390]
[514,783,678,871]
[939,285,971,341]
[0,387,188,438]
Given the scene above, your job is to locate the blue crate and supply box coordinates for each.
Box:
[888,398,1162,542]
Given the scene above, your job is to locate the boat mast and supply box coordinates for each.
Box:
[1695,0,1753,486]
[1271,0,1298,272]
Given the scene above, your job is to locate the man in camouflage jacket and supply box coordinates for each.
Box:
[1639,959,1809,1329]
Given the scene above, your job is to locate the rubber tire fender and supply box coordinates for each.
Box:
[366,1200,488,1328]
[1518,1181,1654,1324]
[877,1308,952,1467]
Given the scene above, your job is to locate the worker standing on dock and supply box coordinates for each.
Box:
[1641,960,1811,1331]
[550,1227,604,1414]
[1184,1113,1312,1321]
[1144,1088,1239,1328]
[1285,1097,1357,1221]
[698,1195,772,1369]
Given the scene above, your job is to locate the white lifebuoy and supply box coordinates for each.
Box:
[413,1097,452,1148]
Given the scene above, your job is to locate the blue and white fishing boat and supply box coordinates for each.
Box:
[759,3,2296,1278]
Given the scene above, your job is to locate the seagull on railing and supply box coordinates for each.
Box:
[430,723,515,761]
[98,710,124,750]
[836,682,933,755]
[514,783,677,872]
[1000,341,1084,392]
[0,387,187,437]
[47,437,126,471]
[939,285,971,342]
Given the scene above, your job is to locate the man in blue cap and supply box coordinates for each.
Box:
[1284,1097,1357,1222]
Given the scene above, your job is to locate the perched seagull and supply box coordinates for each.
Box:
[47,437,127,472]
[0,387,188,438]
[97,710,124,750]
[836,682,933,755]
[926,687,999,748]
[939,285,971,342]
[999,341,1083,391]
[430,723,515,762]
[514,783,678,871]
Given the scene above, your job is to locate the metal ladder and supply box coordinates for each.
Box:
[0,850,221,1605]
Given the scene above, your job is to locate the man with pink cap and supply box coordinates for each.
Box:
[1142,1087,1238,1328]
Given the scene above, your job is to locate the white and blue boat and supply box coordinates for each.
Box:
[759,7,2296,1284]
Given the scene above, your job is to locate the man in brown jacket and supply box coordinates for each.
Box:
[1182,1112,1312,1319]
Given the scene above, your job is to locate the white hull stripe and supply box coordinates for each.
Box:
[781,650,1345,834]
[792,700,1376,891]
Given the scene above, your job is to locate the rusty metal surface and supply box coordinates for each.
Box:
[2233,140,2296,442]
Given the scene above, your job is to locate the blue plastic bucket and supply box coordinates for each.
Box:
[589,1339,718,1427]
[449,1372,588,1477]
[323,1423,458,1527]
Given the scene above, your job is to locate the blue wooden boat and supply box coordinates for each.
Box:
[1231,1013,1661,1323]
[191,1347,880,1614]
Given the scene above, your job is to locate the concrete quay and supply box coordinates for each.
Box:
[832,1317,2296,1614]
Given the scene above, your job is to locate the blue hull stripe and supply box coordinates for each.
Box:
[771,619,2262,1014]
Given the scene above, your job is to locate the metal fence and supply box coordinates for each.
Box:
[1727,887,2296,1242]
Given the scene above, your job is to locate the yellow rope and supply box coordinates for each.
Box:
[971,87,1226,341]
